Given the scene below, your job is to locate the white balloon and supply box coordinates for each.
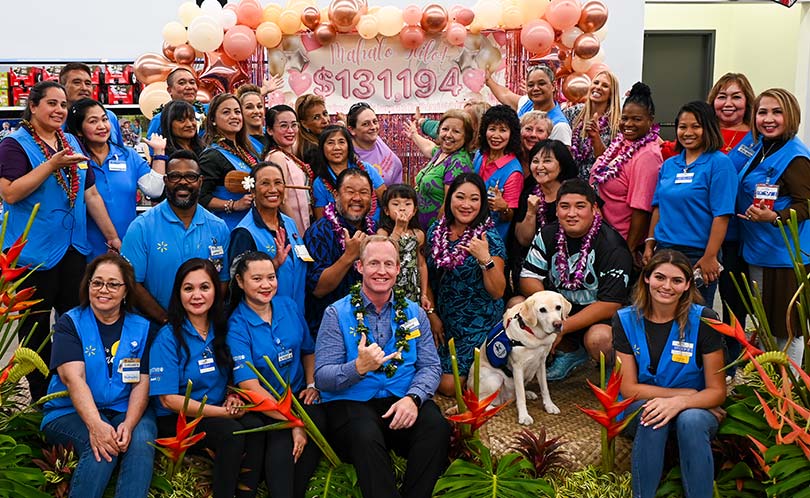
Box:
[200,0,222,16]
[560,27,583,49]
[221,9,238,29]
[594,25,609,42]
[592,46,606,63]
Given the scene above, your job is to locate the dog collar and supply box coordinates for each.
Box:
[509,313,536,338]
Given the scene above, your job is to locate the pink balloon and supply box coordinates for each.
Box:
[223,25,257,61]
[520,19,555,56]
[445,22,467,46]
[399,25,425,50]
[236,0,263,29]
[402,4,422,25]
[586,62,610,80]
[462,68,485,93]
[454,7,474,27]
[545,0,582,31]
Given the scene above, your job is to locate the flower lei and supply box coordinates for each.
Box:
[531,184,550,229]
[430,216,495,270]
[20,120,80,207]
[323,202,376,250]
[153,100,205,117]
[570,112,611,164]
[216,137,258,167]
[590,124,660,186]
[271,147,315,185]
[350,282,410,378]
[554,211,602,290]
[321,156,378,214]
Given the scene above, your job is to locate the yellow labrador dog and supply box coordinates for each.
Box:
[468,291,571,425]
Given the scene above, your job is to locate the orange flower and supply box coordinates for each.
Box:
[0,286,41,315]
[577,370,639,440]
[232,386,304,426]
[447,388,510,432]
[701,314,763,359]
[154,411,206,462]
[0,355,14,385]
[0,237,31,281]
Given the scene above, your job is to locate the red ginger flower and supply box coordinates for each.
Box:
[577,368,640,440]
[0,237,31,281]
[0,286,41,315]
[447,388,510,432]
[232,386,304,427]
[701,314,763,359]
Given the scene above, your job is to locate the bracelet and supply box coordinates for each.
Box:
[224,199,234,213]
[152,154,168,162]
[307,383,318,390]
[426,308,435,314]
[644,237,656,244]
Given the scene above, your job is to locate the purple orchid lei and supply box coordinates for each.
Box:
[323,202,376,250]
[430,216,495,270]
[570,113,610,164]
[590,124,660,186]
[554,211,603,290]
[531,184,549,228]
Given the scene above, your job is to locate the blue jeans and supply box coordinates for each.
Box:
[657,244,719,306]
[624,400,718,498]
[43,409,157,498]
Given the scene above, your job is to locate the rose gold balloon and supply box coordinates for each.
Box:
[162,42,177,62]
[314,23,338,45]
[420,4,448,34]
[199,51,248,93]
[399,25,425,50]
[573,33,600,60]
[301,6,321,31]
[329,0,362,33]
[578,0,608,33]
[134,53,175,85]
[173,44,196,65]
[196,82,218,103]
[562,73,591,103]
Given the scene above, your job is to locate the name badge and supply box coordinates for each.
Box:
[198,357,216,374]
[403,317,420,331]
[209,245,224,258]
[405,329,421,341]
[77,161,88,170]
[109,161,127,172]
[671,340,694,364]
[118,358,141,383]
[674,172,694,184]
[754,183,779,210]
[278,348,294,365]
[294,244,314,262]
[739,144,757,158]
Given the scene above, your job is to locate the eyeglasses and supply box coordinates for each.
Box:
[348,102,372,116]
[90,279,125,291]
[166,172,202,183]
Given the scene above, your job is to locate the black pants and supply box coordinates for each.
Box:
[18,247,86,400]
[326,398,450,498]
[158,413,266,498]
[719,240,748,364]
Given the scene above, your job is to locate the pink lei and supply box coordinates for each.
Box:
[323,202,375,250]
[554,212,602,290]
[430,216,495,270]
[590,124,660,186]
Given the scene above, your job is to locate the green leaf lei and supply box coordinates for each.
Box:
[350,282,411,378]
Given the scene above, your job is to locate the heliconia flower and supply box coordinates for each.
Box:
[0,237,31,281]
[754,391,783,431]
[701,315,763,359]
[0,355,14,385]
[747,435,771,473]
[154,411,206,462]
[447,388,510,433]
[232,386,304,427]
[577,365,641,441]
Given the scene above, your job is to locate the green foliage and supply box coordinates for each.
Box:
[304,459,362,498]
[656,463,766,498]
[763,444,810,497]
[148,454,213,498]
[552,465,631,498]
[31,444,78,498]
[0,434,50,498]
[433,440,554,498]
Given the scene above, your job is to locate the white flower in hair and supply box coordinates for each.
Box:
[241,175,255,192]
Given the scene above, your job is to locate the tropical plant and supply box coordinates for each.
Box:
[512,427,569,479]
[148,454,213,498]
[31,443,78,498]
[0,434,50,498]
[433,439,555,498]
[150,380,207,480]
[304,459,362,498]
[552,465,632,498]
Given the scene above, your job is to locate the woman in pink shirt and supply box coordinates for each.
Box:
[590,82,662,263]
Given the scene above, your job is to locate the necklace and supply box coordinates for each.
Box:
[20,120,80,207]
[722,129,744,153]
[430,216,494,270]
[323,202,375,250]
[590,124,660,187]
[760,141,778,161]
[271,147,314,185]
[554,211,602,290]
[216,137,258,168]
[531,183,551,228]
[350,282,409,377]
[571,112,610,163]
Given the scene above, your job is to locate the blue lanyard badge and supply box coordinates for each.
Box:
[671,340,694,364]
[198,347,216,374]
[208,237,224,272]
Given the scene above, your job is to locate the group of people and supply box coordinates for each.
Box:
[0,59,807,498]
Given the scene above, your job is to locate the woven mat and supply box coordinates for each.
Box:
[435,364,632,472]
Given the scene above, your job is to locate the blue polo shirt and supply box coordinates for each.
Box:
[652,150,737,249]
[121,200,229,309]
[87,142,154,260]
[227,297,314,395]
[312,160,384,222]
[149,320,229,416]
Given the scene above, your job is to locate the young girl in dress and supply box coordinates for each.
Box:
[377,184,430,309]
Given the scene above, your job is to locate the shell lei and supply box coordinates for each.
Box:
[430,216,495,270]
[554,212,603,290]
[590,124,661,186]
[323,202,375,250]
[350,283,410,377]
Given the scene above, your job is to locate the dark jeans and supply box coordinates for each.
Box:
[325,398,450,498]
[18,247,86,400]
[718,240,747,364]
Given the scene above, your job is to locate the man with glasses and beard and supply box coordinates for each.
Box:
[121,150,229,324]
[304,168,377,336]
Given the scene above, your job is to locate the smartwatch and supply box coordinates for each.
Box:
[407,393,422,408]
[479,259,495,271]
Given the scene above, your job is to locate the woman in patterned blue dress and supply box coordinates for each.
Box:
[426,173,506,396]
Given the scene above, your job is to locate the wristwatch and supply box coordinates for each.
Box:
[407,393,422,408]
[479,259,495,271]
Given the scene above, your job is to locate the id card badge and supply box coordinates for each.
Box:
[670,340,694,364]
[738,144,757,158]
[198,357,216,374]
[755,183,779,210]
[674,172,694,184]
[294,244,314,262]
[278,348,294,365]
[209,245,224,258]
[119,358,141,383]
[109,160,127,172]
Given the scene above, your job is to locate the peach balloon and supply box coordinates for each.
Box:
[173,44,197,65]
[454,7,474,26]
[134,53,175,85]
[237,0,264,29]
[376,6,404,37]
[502,7,523,29]
[139,82,170,118]
[399,25,425,50]
[256,22,283,48]
[223,25,257,61]
[187,17,224,53]
[177,1,202,27]
[578,0,608,33]
[278,9,301,34]
[263,4,283,23]
[573,33,600,59]
[571,56,593,73]
[301,6,321,30]
[562,73,591,103]
[586,62,609,80]
[163,21,188,47]
[560,26,583,49]
[520,0,549,22]
[402,4,422,25]
[445,22,467,46]
[544,0,581,31]
[520,19,555,56]
[421,4,448,34]
[357,15,379,39]
[313,22,338,44]
[329,0,363,33]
